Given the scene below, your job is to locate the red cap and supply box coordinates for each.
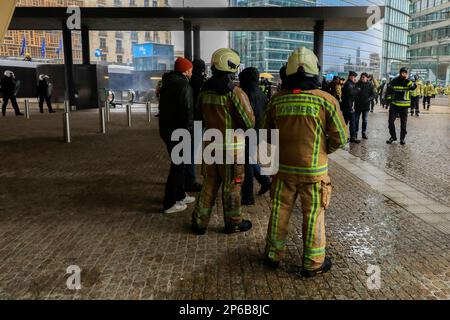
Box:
[175,57,193,73]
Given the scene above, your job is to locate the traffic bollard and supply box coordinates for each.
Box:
[105,101,110,122]
[63,101,71,143]
[126,104,132,127]
[24,99,30,119]
[146,101,151,123]
[99,106,106,134]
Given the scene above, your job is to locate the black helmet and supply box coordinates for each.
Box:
[399,67,408,74]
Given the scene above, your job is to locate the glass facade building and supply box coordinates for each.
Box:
[381,0,410,77]
[408,0,450,84]
[230,0,384,80]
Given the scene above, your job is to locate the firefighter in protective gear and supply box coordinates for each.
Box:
[422,81,434,110]
[386,67,416,145]
[263,47,348,278]
[410,74,422,116]
[192,48,255,235]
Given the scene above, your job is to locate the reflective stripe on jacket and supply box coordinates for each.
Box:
[387,77,416,107]
[264,89,348,182]
[198,87,255,154]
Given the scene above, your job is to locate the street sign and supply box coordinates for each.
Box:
[95,49,102,57]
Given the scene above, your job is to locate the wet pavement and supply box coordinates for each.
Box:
[346,104,450,207]
[0,105,449,300]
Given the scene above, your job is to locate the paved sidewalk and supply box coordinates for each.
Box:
[0,110,449,300]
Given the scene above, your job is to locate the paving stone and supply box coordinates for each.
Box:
[0,109,449,300]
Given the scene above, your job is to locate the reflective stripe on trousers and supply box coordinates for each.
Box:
[192,163,244,228]
[265,175,331,271]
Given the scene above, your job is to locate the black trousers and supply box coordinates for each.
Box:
[2,96,21,115]
[410,96,420,115]
[163,140,186,210]
[388,105,408,140]
[342,110,356,138]
[423,96,431,109]
[39,95,53,112]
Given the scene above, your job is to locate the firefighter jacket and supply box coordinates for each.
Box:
[423,84,435,97]
[412,80,423,97]
[264,87,348,183]
[387,76,416,107]
[197,74,255,158]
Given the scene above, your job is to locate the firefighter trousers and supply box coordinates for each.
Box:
[192,163,244,228]
[265,174,332,271]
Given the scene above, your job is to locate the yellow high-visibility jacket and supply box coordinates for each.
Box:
[412,80,423,97]
[423,84,435,97]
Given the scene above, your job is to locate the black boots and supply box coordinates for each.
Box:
[224,219,252,234]
[386,137,397,144]
[362,132,368,140]
[350,136,361,143]
[300,256,332,278]
[192,224,206,235]
[400,139,406,145]
[258,182,272,196]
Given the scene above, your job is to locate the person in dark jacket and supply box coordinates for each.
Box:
[238,67,272,205]
[158,57,195,214]
[354,72,376,140]
[341,71,359,143]
[37,74,55,113]
[1,70,23,116]
[184,59,207,193]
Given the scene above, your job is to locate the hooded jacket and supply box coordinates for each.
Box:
[158,71,194,142]
[239,67,268,130]
[264,75,348,182]
[190,59,207,120]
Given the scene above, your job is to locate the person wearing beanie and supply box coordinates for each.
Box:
[158,57,195,214]
[238,67,272,206]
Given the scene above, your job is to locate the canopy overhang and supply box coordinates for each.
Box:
[10,6,384,31]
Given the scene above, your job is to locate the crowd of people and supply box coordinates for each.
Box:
[158,47,348,278]
[156,44,449,278]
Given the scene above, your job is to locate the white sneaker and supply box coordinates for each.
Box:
[164,203,187,214]
[178,195,196,205]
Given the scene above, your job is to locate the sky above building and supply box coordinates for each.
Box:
[169,0,229,61]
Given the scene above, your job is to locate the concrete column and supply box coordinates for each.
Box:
[183,20,192,61]
[314,20,325,68]
[81,25,90,65]
[62,23,76,108]
[193,25,201,61]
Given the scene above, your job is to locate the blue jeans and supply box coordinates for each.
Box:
[354,110,369,135]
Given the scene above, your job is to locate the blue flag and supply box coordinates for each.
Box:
[56,37,62,57]
[20,35,26,56]
[41,37,46,58]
